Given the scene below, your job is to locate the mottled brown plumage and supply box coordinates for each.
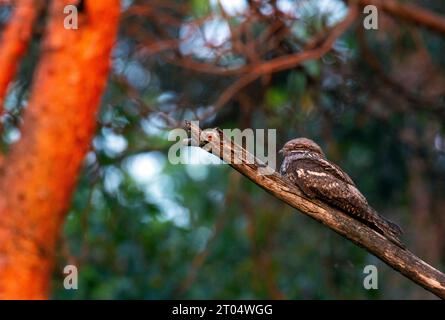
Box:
[280,138,404,248]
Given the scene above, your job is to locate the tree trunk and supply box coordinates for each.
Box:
[0,0,41,114]
[0,0,120,299]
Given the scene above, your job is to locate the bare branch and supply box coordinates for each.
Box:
[185,120,445,299]
[250,4,358,76]
[195,5,359,121]
[359,0,445,34]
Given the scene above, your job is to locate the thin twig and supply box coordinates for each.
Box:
[358,0,445,34]
[197,4,359,121]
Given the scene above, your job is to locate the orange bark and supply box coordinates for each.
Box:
[0,0,120,299]
[0,0,41,115]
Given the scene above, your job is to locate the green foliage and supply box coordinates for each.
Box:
[265,87,288,109]
[192,0,210,17]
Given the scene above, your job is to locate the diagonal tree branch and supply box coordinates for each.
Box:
[0,0,42,116]
[185,120,445,299]
[0,0,42,168]
[358,0,445,34]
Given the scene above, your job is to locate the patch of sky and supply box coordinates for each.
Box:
[125,151,191,228]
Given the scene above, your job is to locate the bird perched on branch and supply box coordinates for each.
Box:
[279,138,404,248]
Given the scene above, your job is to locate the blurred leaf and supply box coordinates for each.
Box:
[302,60,321,78]
[300,92,315,114]
[287,71,307,96]
[192,0,210,17]
[265,87,288,109]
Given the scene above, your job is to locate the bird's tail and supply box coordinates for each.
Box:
[371,210,405,249]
